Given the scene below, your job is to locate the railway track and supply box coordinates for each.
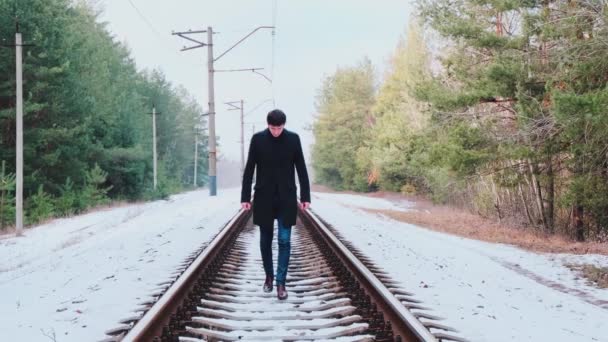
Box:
[103,209,466,342]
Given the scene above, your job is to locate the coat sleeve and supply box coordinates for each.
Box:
[241,135,257,203]
[294,135,311,203]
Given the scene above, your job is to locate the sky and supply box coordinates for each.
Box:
[97,0,415,162]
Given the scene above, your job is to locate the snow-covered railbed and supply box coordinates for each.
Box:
[312,192,608,342]
[1,188,607,342]
[0,188,240,341]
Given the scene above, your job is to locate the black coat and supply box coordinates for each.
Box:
[241,128,311,228]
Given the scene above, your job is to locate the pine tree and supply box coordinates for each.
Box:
[416,0,608,239]
[0,0,210,222]
[312,59,376,191]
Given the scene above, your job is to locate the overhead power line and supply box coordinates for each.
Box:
[127,0,165,41]
[271,0,278,107]
[172,26,275,196]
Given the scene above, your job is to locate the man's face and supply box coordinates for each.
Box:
[268,124,285,137]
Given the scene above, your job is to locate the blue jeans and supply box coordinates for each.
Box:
[259,217,292,286]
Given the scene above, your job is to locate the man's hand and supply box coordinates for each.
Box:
[241,202,252,210]
[298,202,311,210]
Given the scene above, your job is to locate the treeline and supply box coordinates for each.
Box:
[0,0,208,228]
[312,1,608,242]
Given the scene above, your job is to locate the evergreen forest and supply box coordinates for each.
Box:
[0,0,208,227]
[312,0,608,242]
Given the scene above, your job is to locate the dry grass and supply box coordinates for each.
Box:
[371,208,608,255]
[566,264,608,288]
[313,184,608,256]
[0,226,17,239]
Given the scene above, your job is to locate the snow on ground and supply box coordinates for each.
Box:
[2,187,607,341]
[312,191,608,342]
[314,192,413,212]
[0,188,240,342]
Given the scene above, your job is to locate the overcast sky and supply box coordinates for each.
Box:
[97,0,414,162]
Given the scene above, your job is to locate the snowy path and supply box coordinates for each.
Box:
[0,188,606,341]
[0,188,239,341]
[313,192,608,342]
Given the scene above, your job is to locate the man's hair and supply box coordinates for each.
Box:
[267,109,287,126]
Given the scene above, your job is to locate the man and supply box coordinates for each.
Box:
[241,109,311,300]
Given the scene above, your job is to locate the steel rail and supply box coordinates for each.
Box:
[120,208,250,341]
[106,207,465,341]
[300,208,439,342]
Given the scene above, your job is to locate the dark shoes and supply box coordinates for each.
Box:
[263,276,287,300]
[277,284,288,300]
[263,275,274,293]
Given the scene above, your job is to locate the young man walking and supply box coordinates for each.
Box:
[240,109,311,300]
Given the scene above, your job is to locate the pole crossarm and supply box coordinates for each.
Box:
[215,67,263,73]
[172,30,208,51]
[225,101,242,111]
[180,45,205,52]
[252,69,272,83]
[214,26,275,62]
[215,68,272,83]
[172,29,208,35]
[177,35,205,46]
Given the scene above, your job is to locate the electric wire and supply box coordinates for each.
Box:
[127,0,165,40]
[271,0,278,107]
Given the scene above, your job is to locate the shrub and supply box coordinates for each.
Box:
[26,185,55,225]
[0,161,15,229]
[400,183,417,195]
[80,164,112,209]
[55,178,78,216]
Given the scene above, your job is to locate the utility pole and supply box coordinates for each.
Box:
[226,100,245,174]
[2,21,33,236]
[153,106,157,190]
[15,30,23,236]
[206,28,217,196]
[194,132,198,187]
[148,105,161,190]
[194,114,209,188]
[193,125,208,187]
[239,99,244,174]
[173,26,274,196]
